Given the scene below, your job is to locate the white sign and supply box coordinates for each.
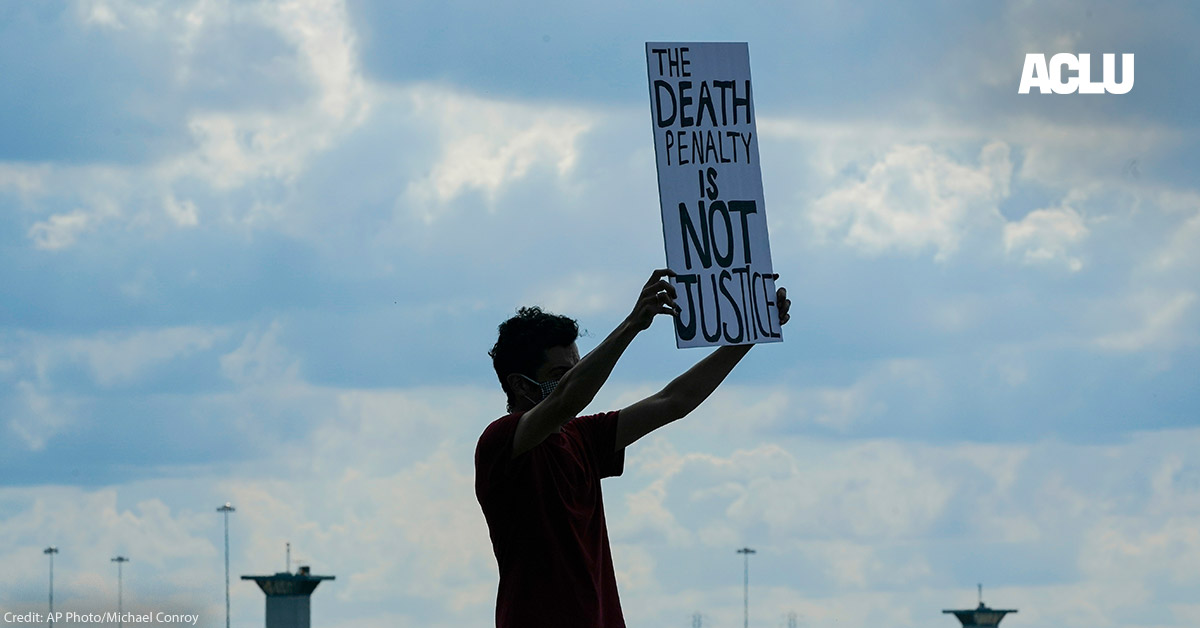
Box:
[646,42,781,348]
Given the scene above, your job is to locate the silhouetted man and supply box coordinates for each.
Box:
[476,268,790,627]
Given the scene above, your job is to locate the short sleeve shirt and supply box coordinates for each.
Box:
[475,411,626,628]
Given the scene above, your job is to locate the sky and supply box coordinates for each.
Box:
[1,1,1198,627]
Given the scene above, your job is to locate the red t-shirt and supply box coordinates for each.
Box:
[475,411,626,628]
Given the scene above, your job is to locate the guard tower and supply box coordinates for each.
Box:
[242,563,334,628]
[943,585,1017,627]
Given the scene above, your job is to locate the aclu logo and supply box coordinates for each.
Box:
[1018,53,1134,94]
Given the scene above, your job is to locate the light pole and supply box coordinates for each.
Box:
[43,546,58,628]
[112,556,130,627]
[736,547,756,628]
[217,503,236,628]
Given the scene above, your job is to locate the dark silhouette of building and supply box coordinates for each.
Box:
[943,585,1017,626]
[242,565,334,628]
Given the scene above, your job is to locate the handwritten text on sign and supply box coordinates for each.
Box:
[646,43,780,348]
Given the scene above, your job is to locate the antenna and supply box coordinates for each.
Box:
[112,556,131,628]
[44,546,59,627]
[737,547,757,628]
[978,583,983,605]
[286,542,291,574]
[216,503,235,628]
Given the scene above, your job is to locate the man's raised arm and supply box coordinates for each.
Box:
[511,269,680,458]
[614,286,791,451]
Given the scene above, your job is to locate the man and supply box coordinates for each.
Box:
[475,268,791,627]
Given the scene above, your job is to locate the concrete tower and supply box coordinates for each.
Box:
[943,585,1017,627]
[242,565,334,628]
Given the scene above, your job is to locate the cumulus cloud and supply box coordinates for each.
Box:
[14,0,372,249]
[28,211,96,251]
[6,381,76,451]
[401,86,593,218]
[163,193,199,227]
[1094,291,1198,353]
[526,271,632,317]
[809,142,1011,261]
[619,439,955,545]
[213,386,502,622]
[0,484,224,615]
[4,384,1200,626]
[602,428,1200,625]
[3,2,1199,627]
[1152,208,1200,272]
[0,386,504,624]
[0,164,49,198]
[4,326,230,389]
[71,326,229,387]
[219,321,301,385]
[1003,204,1089,271]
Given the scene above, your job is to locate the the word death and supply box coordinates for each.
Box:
[653,79,754,129]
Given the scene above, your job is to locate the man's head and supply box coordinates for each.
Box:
[490,306,581,411]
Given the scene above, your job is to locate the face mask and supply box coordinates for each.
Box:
[517,374,559,404]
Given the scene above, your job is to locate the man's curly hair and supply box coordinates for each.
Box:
[490,306,580,411]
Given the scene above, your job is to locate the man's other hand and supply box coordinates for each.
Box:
[626,268,680,332]
[776,282,791,327]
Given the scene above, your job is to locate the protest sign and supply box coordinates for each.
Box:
[646,42,781,348]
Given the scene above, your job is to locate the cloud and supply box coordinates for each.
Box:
[6,381,76,451]
[4,326,231,389]
[0,484,224,613]
[219,321,301,385]
[0,164,49,198]
[1094,291,1198,353]
[620,439,956,545]
[69,326,230,387]
[4,388,1200,626]
[219,386,502,622]
[159,0,370,192]
[1003,204,1088,271]
[401,86,593,218]
[602,428,1200,624]
[28,211,97,251]
[1152,207,1200,272]
[10,0,372,251]
[809,142,1011,261]
[1,3,1198,627]
[163,193,199,227]
[0,386,504,623]
[526,270,632,317]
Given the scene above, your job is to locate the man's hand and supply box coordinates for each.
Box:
[615,274,792,450]
[774,279,791,327]
[625,268,680,332]
[510,268,680,458]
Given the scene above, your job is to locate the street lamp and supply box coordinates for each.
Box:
[217,503,236,628]
[112,556,130,628]
[43,546,58,628]
[736,547,756,628]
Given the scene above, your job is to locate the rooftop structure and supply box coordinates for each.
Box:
[242,565,334,628]
[943,585,1017,627]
